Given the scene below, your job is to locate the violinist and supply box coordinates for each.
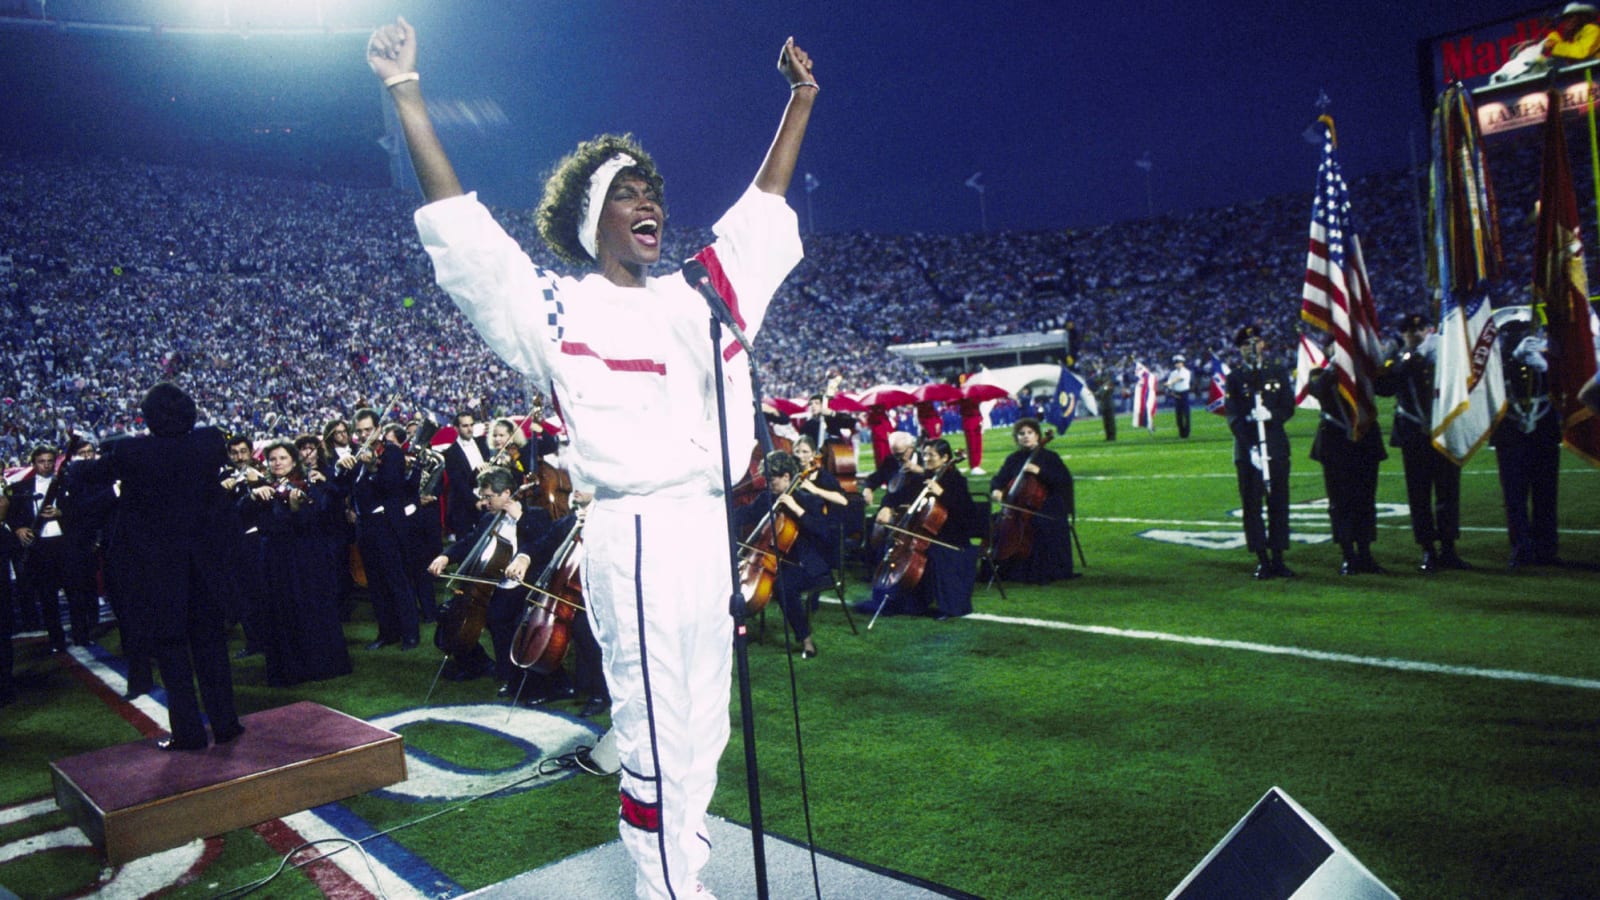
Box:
[734,451,831,659]
[988,418,1076,584]
[401,426,444,626]
[221,434,265,497]
[862,439,983,620]
[218,434,269,658]
[242,441,351,686]
[351,420,422,650]
[442,410,490,540]
[487,416,531,482]
[427,466,557,703]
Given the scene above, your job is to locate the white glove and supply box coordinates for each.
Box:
[1250,406,1274,423]
[1514,334,1549,372]
[1416,332,1439,360]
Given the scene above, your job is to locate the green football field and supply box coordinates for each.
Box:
[2,401,1597,899]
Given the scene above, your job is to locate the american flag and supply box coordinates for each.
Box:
[1131,362,1158,431]
[1204,351,1229,415]
[1301,120,1382,442]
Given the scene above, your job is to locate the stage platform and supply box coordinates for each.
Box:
[463,815,978,899]
[49,700,405,864]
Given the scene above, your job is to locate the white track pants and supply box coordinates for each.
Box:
[584,496,734,900]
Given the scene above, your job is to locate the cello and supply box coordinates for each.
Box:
[988,428,1056,564]
[736,460,816,615]
[509,510,585,675]
[872,450,965,596]
[433,511,515,658]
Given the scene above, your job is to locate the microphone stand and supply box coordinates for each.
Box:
[707,308,773,900]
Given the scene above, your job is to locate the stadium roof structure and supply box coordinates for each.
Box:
[886,329,1073,371]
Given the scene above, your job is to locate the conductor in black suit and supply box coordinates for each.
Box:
[78,383,245,750]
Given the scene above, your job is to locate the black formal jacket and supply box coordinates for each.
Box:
[75,427,242,640]
[1224,363,1296,465]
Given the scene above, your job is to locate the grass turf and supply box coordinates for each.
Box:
[2,399,1597,898]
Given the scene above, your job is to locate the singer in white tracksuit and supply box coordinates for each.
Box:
[366,17,818,900]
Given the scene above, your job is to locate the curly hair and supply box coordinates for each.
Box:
[535,133,666,266]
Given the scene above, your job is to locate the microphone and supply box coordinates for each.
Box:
[681,259,754,356]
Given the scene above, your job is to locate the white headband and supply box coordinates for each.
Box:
[578,152,637,262]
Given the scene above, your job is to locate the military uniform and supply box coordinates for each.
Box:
[1492,328,1561,567]
[1374,316,1468,571]
[1225,326,1296,577]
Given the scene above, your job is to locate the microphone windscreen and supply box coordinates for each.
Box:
[681,258,709,286]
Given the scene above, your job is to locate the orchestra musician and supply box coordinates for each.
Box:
[370,14,816,895]
[734,450,831,659]
[795,393,853,447]
[0,480,14,705]
[442,410,490,540]
[791,435,849,569]
[427,466,558,704]
[349,414,421,650]
[861,439,982,619]
[5,443,88,652]
[487,416,531,482]
[242,440,351,686]
[988,417,1077,583]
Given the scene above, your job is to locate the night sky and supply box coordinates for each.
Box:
[3,0,1550,233]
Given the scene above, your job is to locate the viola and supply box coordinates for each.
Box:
[872,451,965,594]
[989,429,1055,563]
[434,511,515,658]
[510,510,585,674]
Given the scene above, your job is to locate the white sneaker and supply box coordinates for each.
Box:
[970,466,986,475]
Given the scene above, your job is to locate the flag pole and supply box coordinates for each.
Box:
[1587,70,1600,297]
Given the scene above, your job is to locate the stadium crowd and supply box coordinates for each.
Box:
[0,124,1583,464]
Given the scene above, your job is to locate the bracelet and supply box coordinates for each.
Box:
[384,71,420,89]
[791,81,819,92]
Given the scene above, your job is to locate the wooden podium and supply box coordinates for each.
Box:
[50,701,406,864]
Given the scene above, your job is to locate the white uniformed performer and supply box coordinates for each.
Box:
[367,17,817,900]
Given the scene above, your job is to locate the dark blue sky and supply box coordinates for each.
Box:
[10,0,1548,233]
[398,0,1539,233]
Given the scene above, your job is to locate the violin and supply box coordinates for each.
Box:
[872,451,965,594]
[736,460,817,615]
[510,510,585,674]
[434,511,515,659]
[989,429,1055,564]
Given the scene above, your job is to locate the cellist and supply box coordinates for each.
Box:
[988,418,1076,583]
[733,451,831,659]
[860,439,983,620]
[427,465,558,704]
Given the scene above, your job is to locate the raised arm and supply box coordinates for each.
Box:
[753,37,819,197]
[367,17,463,204]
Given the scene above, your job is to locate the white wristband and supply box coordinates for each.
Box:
[384,71,420,89]
[791,81,818,92]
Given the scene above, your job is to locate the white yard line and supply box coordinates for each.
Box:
[965,612,1600,691]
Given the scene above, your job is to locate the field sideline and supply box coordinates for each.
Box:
[1,399,1596,899]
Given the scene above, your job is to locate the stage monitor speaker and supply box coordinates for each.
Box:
[1167,786,1398,900]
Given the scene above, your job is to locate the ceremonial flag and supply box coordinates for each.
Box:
[1301,116,1383,442]
[1293,333,1328,410]
[1430,84,1505,464]
[1533,87,1600,467]
[1204,352,1230,415]
[1043,366,1097,432]
[1131,362,1158,431]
